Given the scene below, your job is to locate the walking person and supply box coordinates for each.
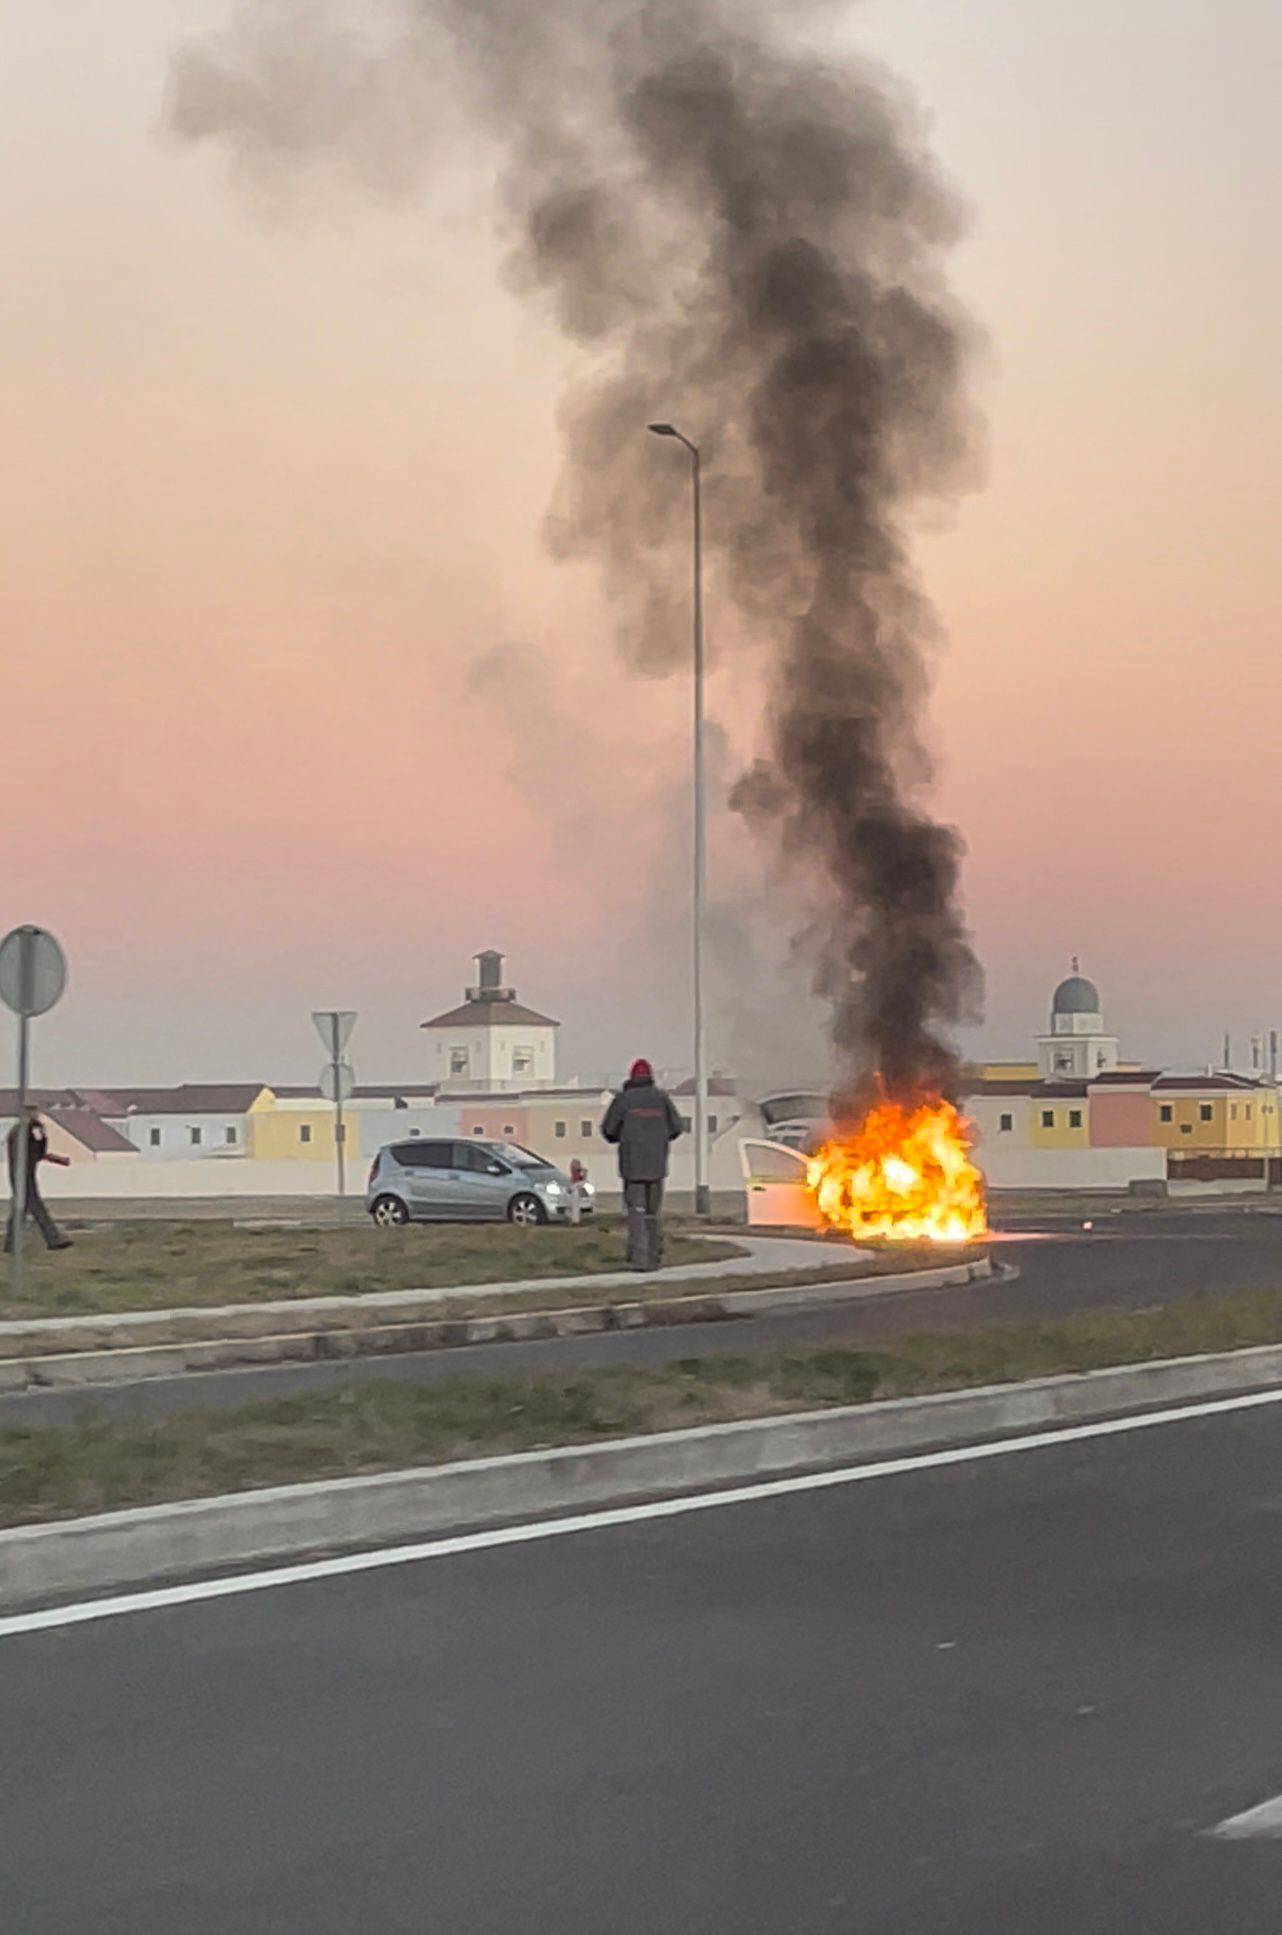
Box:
[5,1106,72,1254]
[601,1059,683,1271]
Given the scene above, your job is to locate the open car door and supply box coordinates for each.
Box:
[738,1137,826,1231]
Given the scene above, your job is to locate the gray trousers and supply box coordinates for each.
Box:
[624,1179,664,1271]
[4,1187,66,1253]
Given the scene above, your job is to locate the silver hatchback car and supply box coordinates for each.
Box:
[366,1137,593,1227]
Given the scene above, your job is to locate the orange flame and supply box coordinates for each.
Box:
[807,1096,987,1244]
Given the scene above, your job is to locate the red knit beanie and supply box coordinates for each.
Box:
[629,1058,654,1082]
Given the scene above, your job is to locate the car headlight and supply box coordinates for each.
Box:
[542,1181,563,1195]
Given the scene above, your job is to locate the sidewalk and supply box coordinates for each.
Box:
[0,1235,841,1349]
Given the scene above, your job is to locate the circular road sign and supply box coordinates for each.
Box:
[320,1060,355,1104]
[0,926,67,1019]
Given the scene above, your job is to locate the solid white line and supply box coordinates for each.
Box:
[1210,1794,1282,1840]
[3,1383,1282,1642]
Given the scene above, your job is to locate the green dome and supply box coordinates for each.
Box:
[1053,974,1101,1016]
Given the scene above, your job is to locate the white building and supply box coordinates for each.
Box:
[421,951,559,1090]
[35,1085,269,1162]
[1036,962,1120,1080]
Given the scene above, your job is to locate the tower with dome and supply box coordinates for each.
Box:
[1036,960,1120,1080]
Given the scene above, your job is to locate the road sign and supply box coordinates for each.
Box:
[312,1010,356,1059]
[320,1060,355,1103]
[3,926,69,1301]
[0,926,67,1019]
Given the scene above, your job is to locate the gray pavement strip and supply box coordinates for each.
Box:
[0,1233,832,1344]
[0,1256,997,1392]
[3,1332,1282,1615]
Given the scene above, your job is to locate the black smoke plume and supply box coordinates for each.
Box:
[170,0,984,1111]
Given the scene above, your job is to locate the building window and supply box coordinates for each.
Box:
[999,1113,1013,1133]
[1246,1105,1254,1120]
[189,1126,202,1147]
[1069,1110,1083,1128]
[554,1121,566,1138]
[1231,1105,1238,1120]
[225,1126,237,1145]
[472,1126,484,1136]
[1159,1105,1173,1123]
[299,1124,312,1145]
[512,1047,535,1077]
[1180,1123,1193,1136]
[149,1127,161,1148]
[503,1124,515,1137]
[680,1115,692,1133]
[1199,1103,1213,1123]
[1040,1110,1054,1129]
[449,1048,470,1077]
[580,1120,592,1138]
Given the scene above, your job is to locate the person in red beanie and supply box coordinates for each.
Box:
[601,1058,683,1270]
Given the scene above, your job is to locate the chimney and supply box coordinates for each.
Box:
[466,950,515,1004]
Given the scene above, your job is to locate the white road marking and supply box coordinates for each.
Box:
[3,1384,1282,1641]
[1210,1795,1282,1840]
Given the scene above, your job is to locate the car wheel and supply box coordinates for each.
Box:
[507,1192,547,1227]
[371,1195,409,1228]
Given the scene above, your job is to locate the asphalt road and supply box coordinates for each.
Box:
[5,1400,1282,1930]
[6,1207,1282,1426]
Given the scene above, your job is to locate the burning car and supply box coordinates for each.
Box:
[741,1096,987,1242]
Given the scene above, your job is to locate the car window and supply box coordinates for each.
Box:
[391,1141,454,1169]
[454,1142,507,1173]
[492,1142,552,1171]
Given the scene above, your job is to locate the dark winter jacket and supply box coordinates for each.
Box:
[6,1119,48,1192]
[601,1078,683,1183]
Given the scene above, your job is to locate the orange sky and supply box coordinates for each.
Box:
[1,0,1279,1085]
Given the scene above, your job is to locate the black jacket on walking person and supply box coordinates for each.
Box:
[601,1062,683,1183]
[5,1111,72,1253]
[7,1115,50,1195]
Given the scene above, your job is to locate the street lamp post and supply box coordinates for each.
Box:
[648,422,710,1217]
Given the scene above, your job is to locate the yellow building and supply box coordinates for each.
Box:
[1027,1085,1091,1150]
[1151,1076,1282,1156]
[245,1090,351,1162]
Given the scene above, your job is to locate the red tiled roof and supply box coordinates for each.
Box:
[94,1085,269,1116]
[421,998,560,1030]
[1151,1073,1266,1093]
[268,1083,442,1103]
[48,1109,138,1155]
[967,1078,1089,1098]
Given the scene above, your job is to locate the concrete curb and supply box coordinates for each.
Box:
[0,1233,833,1349]
[0,1258,996,1393]
[4,1332,1281,1610]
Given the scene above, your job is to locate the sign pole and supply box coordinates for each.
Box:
[331,1019,347,1200]
[0,925,69,1297]
[312,1010,356,1205]
[11,1010,30,1300]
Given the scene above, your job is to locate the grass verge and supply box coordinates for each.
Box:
[0,1220,741,1321]
[5,1285,1282,1529]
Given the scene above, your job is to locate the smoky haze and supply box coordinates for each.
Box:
[170,0,983,1112]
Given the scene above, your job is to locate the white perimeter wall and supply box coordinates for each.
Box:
[38,1159,354,1200]
[978,1145,1166,1191]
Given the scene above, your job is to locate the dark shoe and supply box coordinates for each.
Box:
[48,1238,73,1251]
